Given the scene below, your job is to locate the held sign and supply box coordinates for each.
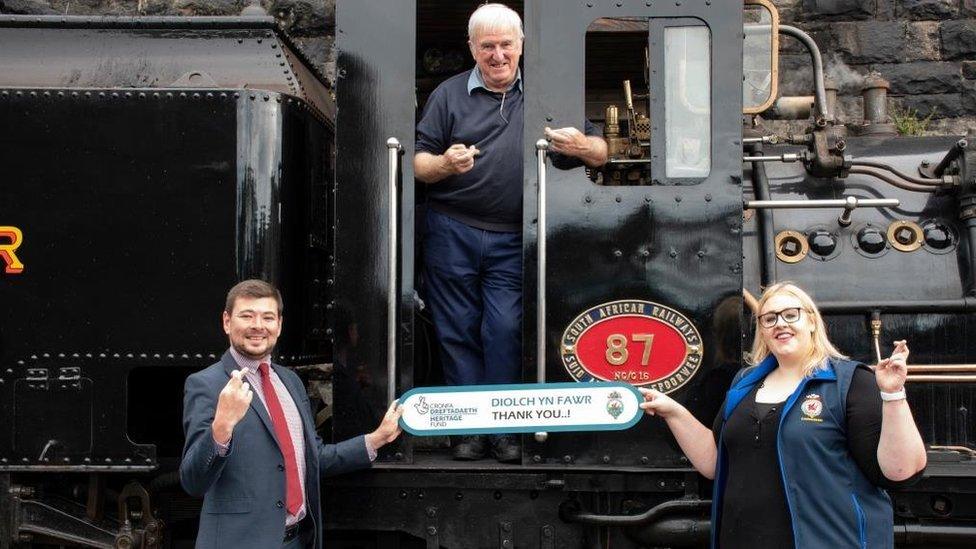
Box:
[398,382,643,436]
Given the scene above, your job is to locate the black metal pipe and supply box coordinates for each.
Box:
[624,518,976,547]
[819,298,976,314]
[625,517,711,548]
[568,501,976,547]
[779,25,829,125]
[561,499,710,527]
[849,167,940,193]
[850,160,945,186]
[748,143,777,286]
[967,220,976,297]
[934,139,968,178]
[895,521,976,546]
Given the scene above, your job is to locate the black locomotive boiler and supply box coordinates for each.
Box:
[1,1,975,548]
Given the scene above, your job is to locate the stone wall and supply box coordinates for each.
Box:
[2,0,974,135]
[776,0,976,134]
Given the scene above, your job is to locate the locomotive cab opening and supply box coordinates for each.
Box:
[397,0,777,466]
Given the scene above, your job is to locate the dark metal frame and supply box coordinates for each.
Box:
[334,0,416,460]
[522,0,744,467]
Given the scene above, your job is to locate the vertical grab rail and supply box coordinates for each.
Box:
[387,137,402,404]
[535,139,549,443]
[535,139,549,383]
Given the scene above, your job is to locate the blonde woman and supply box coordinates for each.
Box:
[640,282,927,549]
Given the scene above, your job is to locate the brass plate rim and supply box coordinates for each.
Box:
[887,220,924,252]
[774,229,809,263]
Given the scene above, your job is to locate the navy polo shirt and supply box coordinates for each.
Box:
[416,68,598,233]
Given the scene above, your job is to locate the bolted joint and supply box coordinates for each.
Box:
[837,196,858,227]
[870,316,882,338]
[114,534,134,549]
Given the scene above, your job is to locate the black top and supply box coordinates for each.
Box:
[415,70,527,232]
[711,366,920,548]
[416,69,597,232]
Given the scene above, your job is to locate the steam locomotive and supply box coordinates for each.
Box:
[1,0,973,547]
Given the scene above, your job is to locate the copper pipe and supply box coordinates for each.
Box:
[906,375,976,383]
[929,445,976,457]
[850,160,946,186]
[849,167,939,193]
[908,365,976,373]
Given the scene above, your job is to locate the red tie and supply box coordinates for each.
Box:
[258,362,303,515]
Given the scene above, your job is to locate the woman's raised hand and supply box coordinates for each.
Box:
[638,387,682,419]
[875,340,909,393]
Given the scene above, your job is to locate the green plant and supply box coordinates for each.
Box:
[891,104,936,136]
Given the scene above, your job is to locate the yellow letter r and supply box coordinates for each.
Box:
[0,226,24,274]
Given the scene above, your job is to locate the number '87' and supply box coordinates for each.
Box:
[605,334,655,366]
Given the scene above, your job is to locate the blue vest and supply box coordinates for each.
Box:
[711,357,893,549]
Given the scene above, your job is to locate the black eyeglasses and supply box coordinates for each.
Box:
[757,307,805,328]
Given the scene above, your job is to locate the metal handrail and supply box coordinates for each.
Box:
[536,139,549,383]
[745,198,899,209]
[908,365,976,373]
[535,139,549,443]
[386,137,401,403]
[746,197,899,226]
[906,375,976,383]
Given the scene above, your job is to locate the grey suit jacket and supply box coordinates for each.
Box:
[180,351,370,549]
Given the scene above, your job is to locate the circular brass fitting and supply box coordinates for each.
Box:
[775,230,809,263]
[887,220,924,252]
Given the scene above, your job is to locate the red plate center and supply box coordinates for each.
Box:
[575,315,688,383]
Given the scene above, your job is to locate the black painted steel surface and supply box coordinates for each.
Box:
[0,89,332,469]
[521,0,744,467]
[744,134,976,451]
[0,3,975,548]
[0,15,334,120]
[333,0,416,457]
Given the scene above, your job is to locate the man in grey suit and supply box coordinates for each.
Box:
[180,279,402,548]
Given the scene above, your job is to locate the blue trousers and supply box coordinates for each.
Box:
[423,209,522,386]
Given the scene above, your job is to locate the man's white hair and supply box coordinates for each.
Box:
[467,3,523,42]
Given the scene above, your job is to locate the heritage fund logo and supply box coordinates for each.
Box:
[0,226,24,274]
[560,299,703,393]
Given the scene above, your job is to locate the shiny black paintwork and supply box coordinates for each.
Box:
[521,0,744,467]
[333,0,416,454]
[0,4,974,548]
[0,88,332,469]
[0,13,336,469]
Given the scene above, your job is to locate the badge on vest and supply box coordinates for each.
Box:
[800,394,824,422]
